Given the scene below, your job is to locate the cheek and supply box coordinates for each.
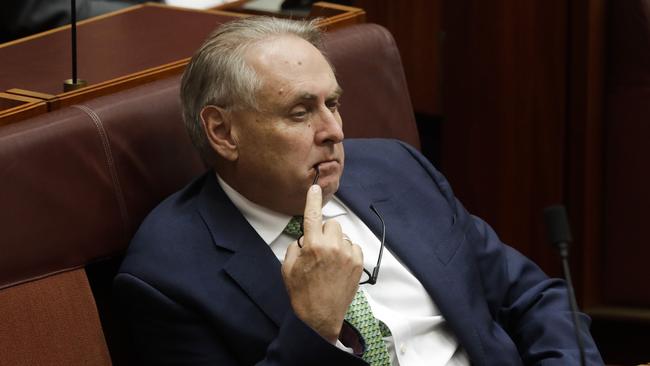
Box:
[279,129,314,153]
[240,122,315,168]
[256,137,303,171]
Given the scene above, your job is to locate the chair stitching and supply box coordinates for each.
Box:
[72,105,129,237]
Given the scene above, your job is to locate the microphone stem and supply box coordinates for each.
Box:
[560,247,586,366]
[71,0,77,84]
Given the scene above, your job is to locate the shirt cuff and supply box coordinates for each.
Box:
[338,320,365,356]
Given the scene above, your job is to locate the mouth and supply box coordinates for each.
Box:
[310,159,342,193]
[312,159,340,173]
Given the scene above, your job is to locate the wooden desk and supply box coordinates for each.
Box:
[0,93,47,127]
[0,4,244,96]
[222,2,366,30]
[0,2,364,125]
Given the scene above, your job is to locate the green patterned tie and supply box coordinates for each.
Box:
[345,291,392,365]
[283,215,304,239]
[283,216,392,365]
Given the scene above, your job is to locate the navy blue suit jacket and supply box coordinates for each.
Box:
[115,139,603,365]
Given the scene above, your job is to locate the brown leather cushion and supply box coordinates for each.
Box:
[0,76,205,290]
[0,106,125,289]
[0,269,111,365]
[74,76,206,237]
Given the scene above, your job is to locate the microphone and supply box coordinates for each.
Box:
[543,205,586,366]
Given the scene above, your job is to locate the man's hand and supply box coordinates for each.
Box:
[282,185,364,343]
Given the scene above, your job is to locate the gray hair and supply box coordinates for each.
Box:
[180,16,324,164]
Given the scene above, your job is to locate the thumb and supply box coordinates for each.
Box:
[282,241,301,275]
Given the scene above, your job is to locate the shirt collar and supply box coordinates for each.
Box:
[216,173,348,245]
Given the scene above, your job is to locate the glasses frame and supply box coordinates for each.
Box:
[359,204,386,285]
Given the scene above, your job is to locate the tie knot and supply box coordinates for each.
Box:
[283,215,303,239]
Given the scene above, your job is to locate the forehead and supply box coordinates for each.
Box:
[244,36,339,104]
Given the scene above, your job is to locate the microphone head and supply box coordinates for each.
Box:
[544,205,573,245]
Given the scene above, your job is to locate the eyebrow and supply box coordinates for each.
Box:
[291,85,343,104]
[329,86,344,99]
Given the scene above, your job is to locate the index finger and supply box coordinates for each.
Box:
[302,184,323,242]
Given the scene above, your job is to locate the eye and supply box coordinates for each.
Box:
[326,99,340,113]
[289,105,309,121]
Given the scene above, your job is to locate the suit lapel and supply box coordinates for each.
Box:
[337,178,448,296]
[196,173,290,327]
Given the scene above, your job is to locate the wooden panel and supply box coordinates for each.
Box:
[0,93,38,111]
[6,89,56,100]
[600,0,650,307]
[0,3,361,126]
[441,0,569,278]
[215,1,365,30]
[0,4,243,95]
[351,0,442,115]
[53,59,189,110]
[310,2,366,31]
[565,0,606,308]
[440,0,650,361]
[0,95,48,127]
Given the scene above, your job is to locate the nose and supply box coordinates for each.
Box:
[314,107,344,145]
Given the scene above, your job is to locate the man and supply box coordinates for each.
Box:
[115,17,603,365]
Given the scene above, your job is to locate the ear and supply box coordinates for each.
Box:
[200,105,239,161]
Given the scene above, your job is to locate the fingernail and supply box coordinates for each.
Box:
[310,185,321,193]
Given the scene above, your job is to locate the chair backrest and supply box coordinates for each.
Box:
[0,23,418,364]
[325,23,420,148]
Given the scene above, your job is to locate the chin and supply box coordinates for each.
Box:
[321,189,334,203]
[320,179,340,202]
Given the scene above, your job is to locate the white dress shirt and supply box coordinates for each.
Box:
[217,175,470,365]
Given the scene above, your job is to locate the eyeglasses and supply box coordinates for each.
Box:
[306,167,385,285]
[359,204,386,285]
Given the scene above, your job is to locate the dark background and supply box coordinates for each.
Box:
[348,0,650,364]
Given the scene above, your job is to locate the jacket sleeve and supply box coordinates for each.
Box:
[471,215,603,365]
[114,272,368,366]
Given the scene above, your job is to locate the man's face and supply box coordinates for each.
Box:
[227,35,345,215]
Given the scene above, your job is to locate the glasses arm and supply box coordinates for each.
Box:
[366,204,386,285]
